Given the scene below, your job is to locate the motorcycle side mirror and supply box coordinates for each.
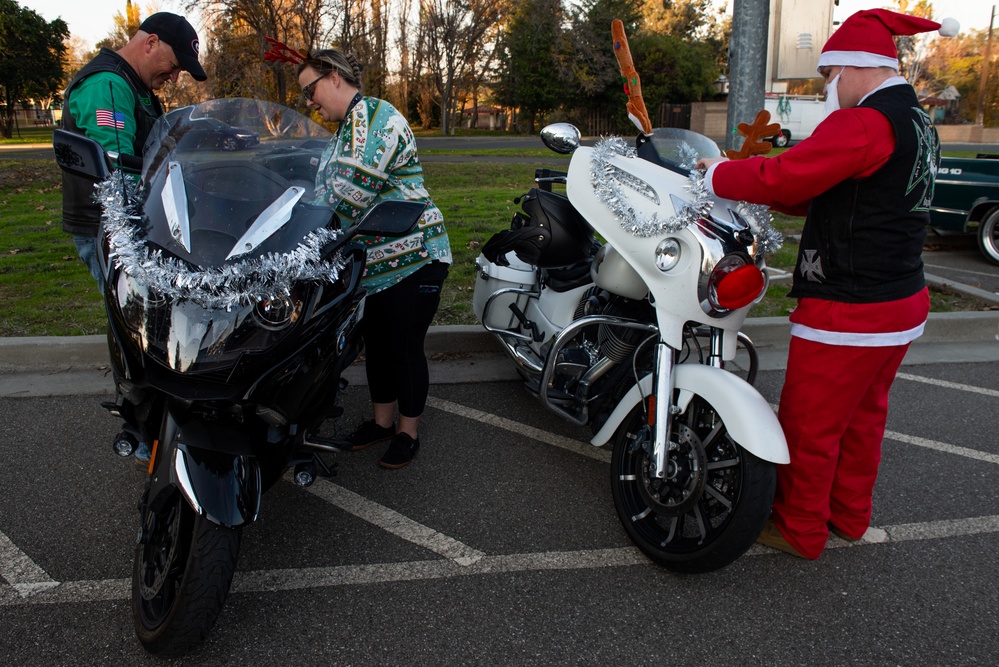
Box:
[52,128,112,181]
[354,199,427,237]
[541,123,581,155]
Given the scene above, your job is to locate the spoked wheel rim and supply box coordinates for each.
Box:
[979,209,999,265]
[614,396,748,557]
[135,490,190,628]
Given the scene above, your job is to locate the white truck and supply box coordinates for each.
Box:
[764,95,825,147]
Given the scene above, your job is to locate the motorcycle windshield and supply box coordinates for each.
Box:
[645,128,722,171]
[102,99,356,374]
[135,98,336,268]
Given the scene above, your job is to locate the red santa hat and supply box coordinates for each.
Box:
[818,9,959,71]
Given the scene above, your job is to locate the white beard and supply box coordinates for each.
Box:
[824,70,843,118]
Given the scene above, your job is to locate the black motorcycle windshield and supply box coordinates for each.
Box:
[135,98,337,268]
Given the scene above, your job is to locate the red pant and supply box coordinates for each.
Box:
[773,338,909,558]
[771,290,929,559]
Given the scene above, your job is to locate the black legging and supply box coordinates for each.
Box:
[360,262,448,418]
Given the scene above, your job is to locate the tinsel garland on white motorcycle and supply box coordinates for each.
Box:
[589,137,783,256]
[97,175,349,310]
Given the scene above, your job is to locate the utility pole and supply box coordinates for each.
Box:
[976,5,996,126]
[726,0,770,151]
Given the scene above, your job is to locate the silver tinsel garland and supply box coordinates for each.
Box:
[98,175,348,311]
[589,138,782,256]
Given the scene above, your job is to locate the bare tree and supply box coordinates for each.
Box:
[189,0,331,103]
[392,0,415,115]
[420,0,503,134]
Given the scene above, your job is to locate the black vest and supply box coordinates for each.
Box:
[60,49,163,236]
[791,84,939,303]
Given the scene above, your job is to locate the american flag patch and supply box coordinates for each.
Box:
[96,109,125,129]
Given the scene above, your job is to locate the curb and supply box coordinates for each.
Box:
[2,312,998,374]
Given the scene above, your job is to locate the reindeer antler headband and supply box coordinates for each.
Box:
[263,36,307,65]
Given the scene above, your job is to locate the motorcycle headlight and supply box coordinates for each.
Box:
[115,271,166,334]
[654,238,681,272]
[706,255,765,313]
[253,294,302,329]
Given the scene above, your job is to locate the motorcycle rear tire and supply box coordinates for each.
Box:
[610,395,775,573]
[132,487,241,658]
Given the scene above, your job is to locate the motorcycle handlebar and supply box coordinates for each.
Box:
[534,168,567,192]
[108,151,144,174]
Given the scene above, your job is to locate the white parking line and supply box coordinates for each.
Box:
[426,396,611,462]
[0,529,59,597]
[6,514,999,606]
[301,476,485,566]
[768,401,999,467]
[923,262,999,281]
[885,431,999,465]
[897,372,999,398]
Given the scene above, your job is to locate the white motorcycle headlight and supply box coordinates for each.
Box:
[654,238,681,272]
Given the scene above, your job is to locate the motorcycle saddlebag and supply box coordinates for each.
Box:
[482,188,594,269]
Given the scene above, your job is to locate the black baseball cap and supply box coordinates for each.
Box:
[139,12,207,81]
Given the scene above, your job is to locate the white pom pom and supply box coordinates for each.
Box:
[939,17,960,37]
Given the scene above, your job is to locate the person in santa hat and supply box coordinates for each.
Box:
[697,9,959,560]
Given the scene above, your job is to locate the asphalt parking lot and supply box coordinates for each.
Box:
[2,345,999,665]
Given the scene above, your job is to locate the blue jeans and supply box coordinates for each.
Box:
[72,234,104,293]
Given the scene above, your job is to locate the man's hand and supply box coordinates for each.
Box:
[696,156,728,172]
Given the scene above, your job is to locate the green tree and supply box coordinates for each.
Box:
[494,0,568,132]
[638,0,720,39]
[94,0,142,52]
[630,31,720,108]
[0,0,69,137]
[563,0,641,116]
[922,27,997,126]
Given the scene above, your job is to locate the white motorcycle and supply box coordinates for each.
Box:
[473,124,789,572]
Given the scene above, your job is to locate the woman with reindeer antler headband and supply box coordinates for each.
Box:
[287,44,452,470]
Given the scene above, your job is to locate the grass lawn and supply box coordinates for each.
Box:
[0,148,990,337]
[0,125,56,145]
[0,159,105,336]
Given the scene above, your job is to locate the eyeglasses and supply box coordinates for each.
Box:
[301,74,326,102]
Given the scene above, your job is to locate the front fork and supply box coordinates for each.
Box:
[649,341,678,480]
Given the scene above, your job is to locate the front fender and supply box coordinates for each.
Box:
[590,364,789,464]
[172,443,262,528]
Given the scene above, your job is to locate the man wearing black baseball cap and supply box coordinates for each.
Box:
[137,12,208,82]
[60,11,207,295]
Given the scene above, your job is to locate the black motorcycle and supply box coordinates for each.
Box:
[53,98,424,657]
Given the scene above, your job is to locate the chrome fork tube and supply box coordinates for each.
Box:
[651,342,676,479]
[708,327,724,369]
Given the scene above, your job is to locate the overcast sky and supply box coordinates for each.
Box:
[25,0,999,53]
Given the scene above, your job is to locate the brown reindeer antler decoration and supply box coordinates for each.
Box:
[611,19,653,136]
[725,110,781,160]
[263,36,307,65]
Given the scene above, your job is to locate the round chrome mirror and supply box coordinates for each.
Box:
[540,123,581,154]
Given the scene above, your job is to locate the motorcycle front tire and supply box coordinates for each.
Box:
[610,394,775,573]
[132,487,241,658]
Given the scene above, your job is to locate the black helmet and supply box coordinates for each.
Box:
[482,188,594,269]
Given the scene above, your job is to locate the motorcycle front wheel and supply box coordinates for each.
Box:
[132,487,241,658]
[610,394,775,573]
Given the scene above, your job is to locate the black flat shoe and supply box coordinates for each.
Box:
[379,433,419,469]
[347,419,394,451]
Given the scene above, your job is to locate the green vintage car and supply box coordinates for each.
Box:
[930,153,999,265]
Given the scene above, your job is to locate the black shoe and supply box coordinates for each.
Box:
[347,419,394,451]
[379,433,419,469]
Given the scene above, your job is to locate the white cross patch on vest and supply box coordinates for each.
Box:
[800,249,825,282]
